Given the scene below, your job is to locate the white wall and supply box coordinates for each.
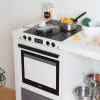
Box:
[0,0,14,90]
[0,0,100,90]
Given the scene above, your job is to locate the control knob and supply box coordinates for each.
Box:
[28,36,32,41]
[46,41,50,46]
[23,35,27,39]
[51,42,55,47]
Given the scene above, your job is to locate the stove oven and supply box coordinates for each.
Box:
[13,20,82,100]
[17,38,63,98]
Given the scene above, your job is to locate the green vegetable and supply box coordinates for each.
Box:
[0,73,3,81]
[81,17,91,27]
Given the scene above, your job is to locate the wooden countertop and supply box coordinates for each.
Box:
[0,87,16,100]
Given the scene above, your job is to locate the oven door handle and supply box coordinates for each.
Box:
[18,44,59,59]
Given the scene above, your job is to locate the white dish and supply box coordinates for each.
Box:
[89,21,100,27]
[82,25,100,39]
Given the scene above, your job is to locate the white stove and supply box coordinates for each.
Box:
[13,20,81,100]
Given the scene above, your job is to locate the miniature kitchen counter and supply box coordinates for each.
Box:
[13,21,100,61]
[0,87,16,100]
[62,31,100,60]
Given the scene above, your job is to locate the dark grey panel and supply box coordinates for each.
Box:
[21,88,53,100]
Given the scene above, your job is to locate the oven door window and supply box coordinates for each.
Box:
[21,50,59,95]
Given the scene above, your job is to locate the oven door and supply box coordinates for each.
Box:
[18,44,60,96]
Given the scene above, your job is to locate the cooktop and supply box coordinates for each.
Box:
[24,20,81,41]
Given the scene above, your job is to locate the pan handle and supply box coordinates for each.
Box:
[74,12,87,22]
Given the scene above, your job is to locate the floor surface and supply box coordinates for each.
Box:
[0,87,16,100]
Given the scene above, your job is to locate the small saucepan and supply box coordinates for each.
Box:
[73,86,94,100]
[61,12,87,31]
[84,73,100,93]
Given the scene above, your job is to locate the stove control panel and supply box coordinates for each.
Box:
[20,34,59,49]
[34,38,43,44]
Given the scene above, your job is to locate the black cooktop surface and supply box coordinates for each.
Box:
[24,20,81,41]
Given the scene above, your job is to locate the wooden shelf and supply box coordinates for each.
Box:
[0,87,16,100]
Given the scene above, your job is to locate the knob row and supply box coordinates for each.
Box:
[23,35,31,41]
[46,41,55,47]
[23,35,55,47]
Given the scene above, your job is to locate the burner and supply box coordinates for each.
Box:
[24,20,81,41]
[36,26,60,35]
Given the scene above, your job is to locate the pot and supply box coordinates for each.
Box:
[61,23,77,31]
[61,12,86,31]
[85,73,100,93]
[73,86,94,100]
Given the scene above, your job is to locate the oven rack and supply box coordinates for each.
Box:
[0,68,6,87]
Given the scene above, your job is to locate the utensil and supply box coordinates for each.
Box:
[61,12,86,31]
[83,73,96,84]
[73,86,94,100]
[61,23,77,31]
[73,12,87,23]
[85,73,100,93]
